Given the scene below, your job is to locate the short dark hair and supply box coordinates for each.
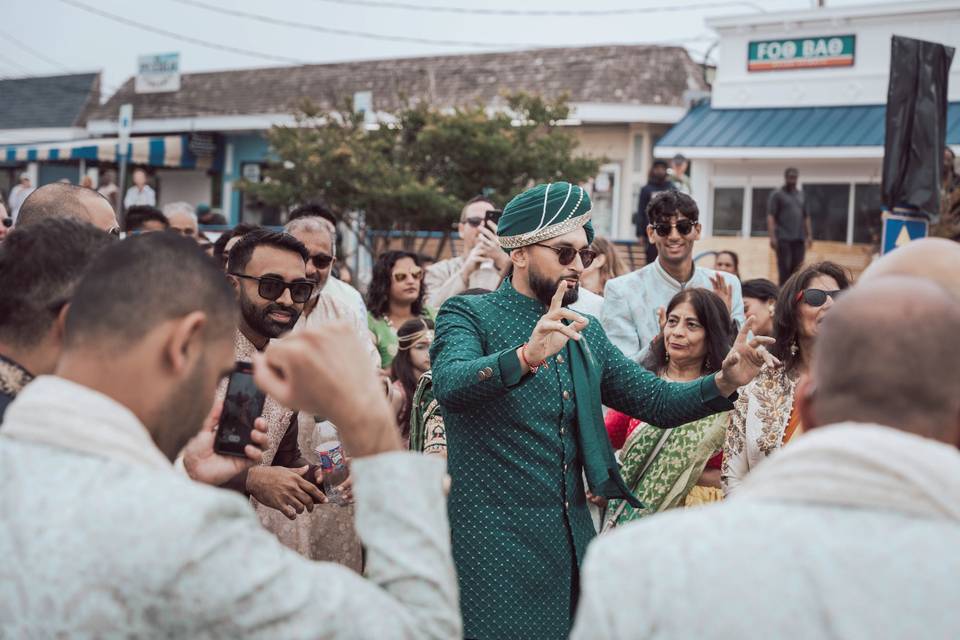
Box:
[16,183,114,228]
[785,167,799,177]
[124,206,168,232]
[213,223,262,264]
[652,159,669,169]
[366,250,427,318]
[226,229,309,275]
[741,278,779,302]
[0,218,115,347]
[288,202,336,228]
[642,288,735,375]
[64,233,236,350]
[772,261,852,372]
[460,195,496,221]
[647,190,699,225]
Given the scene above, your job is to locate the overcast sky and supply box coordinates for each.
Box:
[1,0,902,101]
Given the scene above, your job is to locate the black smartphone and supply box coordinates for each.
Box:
[214,362,266,457]
[485,209,502,226]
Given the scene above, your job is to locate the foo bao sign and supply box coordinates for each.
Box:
[748,35,855,72]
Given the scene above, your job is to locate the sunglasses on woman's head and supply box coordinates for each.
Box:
[651,220,696,237]
[795,288,842,307]
[393,268,424,283]
[532,243,598,268]
[310,252,334,269]
[231,273,315,303]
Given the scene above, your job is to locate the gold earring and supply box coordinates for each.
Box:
[768,303,775,315]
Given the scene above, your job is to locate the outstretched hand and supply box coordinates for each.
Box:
[710,272,733,313]
[715,316,780,396]
[521,281,589,368]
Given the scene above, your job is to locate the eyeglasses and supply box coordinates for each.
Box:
[795,288,842,307]
[1,219,11,228]
[463,217,484,228]
[393,268,424,283]
[532,243,598,268]
[310,252,335,269]
[651,220,696,237]
[230,273,315,303]
[107,226,121,237]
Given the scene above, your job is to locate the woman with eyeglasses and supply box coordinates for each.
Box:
[722,261,851,495]
[602,288,736,531]
[366,250,436,369]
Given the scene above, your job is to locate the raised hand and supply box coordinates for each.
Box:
[182,400,270,487]
[710,272,733,313]
[478,220,511,270]
[715,316,779,396]
[521,281,589,368]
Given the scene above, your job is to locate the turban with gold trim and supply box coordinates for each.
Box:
[498,182,594,251]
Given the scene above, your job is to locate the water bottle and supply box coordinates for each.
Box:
[314,420,349,506]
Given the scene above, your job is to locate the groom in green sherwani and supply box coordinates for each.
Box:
[430,181,777,640]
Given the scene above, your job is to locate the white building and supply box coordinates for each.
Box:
[656,0,959,260]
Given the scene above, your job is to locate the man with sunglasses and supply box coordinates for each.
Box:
[431,181,775,640]
[425,195,510,308]
[603,190,745,364]
[221,230,331,535]
[0,218,113,423]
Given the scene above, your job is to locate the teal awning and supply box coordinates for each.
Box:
[657,100,960,148]
[3,134,215,169]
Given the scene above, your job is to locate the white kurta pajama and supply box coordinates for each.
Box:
[572,422,960,639]
[0,376,460,638]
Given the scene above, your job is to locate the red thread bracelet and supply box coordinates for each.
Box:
[520,343,547,372]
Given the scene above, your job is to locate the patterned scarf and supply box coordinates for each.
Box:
[0,354,34,401]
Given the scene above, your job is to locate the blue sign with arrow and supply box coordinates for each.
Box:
[881,213,928,255]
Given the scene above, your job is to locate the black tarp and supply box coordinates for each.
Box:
[882,35,954,219]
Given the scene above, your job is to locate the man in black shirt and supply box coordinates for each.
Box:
[635,160,676,265]
[767,167,813,284]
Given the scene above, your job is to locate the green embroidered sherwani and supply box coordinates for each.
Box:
[431,280,735,640]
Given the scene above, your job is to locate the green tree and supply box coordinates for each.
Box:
[241,93,602,236]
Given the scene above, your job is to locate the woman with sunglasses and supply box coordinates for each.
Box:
[723,261,851,494]
[603,288,736,531]
[366,250,436,369]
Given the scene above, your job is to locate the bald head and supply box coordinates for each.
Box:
[860,238,960,301]
[16,183,118,233]
[803,277,960,444]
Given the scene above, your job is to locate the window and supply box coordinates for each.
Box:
[632,134,646,173]
[853,184,883,244]
[804,184,850,241]
[750,187,774,237]
[713,187,744,236]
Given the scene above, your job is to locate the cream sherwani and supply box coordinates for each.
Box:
[0,376,460,638]
[572,423,960,640]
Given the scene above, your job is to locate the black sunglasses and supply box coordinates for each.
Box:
[796,288,842,307]
[231,273,315,303]
[651,220,696,237]
[463,217,484,228]
[533,243,597,268]
[1,218,12,228]
[310,252,335,269]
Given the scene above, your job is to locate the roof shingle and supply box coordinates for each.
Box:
[0,73,100,129]
[91,46,707,121]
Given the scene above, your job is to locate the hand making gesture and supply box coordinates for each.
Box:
[518,281,589,372]
[714,316,780,396]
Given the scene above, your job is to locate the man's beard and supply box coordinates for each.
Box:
[239,290,300,339]
[528,263,579,307]
[159,355,213,458]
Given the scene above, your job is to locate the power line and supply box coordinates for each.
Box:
[306,0,767,16]
[0,28,76,73]
[168,0,547,48]
[58,0,306,64]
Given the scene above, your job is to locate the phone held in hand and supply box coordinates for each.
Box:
[485,209,502,226]
[214,362,266,457]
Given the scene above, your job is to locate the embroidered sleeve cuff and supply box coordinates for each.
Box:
[701,373,737,411]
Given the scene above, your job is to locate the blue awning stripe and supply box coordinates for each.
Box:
[0,134,218,169]
[659,101,960,148]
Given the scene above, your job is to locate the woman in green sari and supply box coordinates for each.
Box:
[603,288,735,531]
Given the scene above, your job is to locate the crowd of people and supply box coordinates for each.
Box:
[0,174,958,639]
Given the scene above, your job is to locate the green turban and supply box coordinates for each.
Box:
[498,182,594,251]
